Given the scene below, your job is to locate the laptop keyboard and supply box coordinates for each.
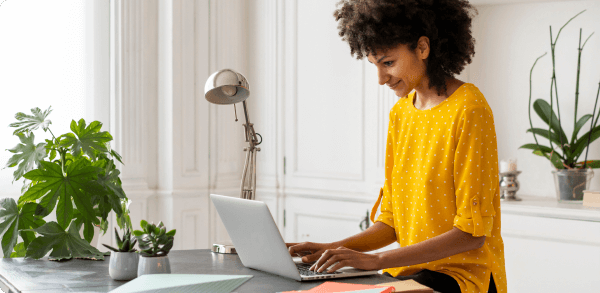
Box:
[296,261,342,276]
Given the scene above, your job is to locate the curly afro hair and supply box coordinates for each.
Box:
[333,0,478,97]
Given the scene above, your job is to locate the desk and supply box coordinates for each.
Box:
[0,249,399,293]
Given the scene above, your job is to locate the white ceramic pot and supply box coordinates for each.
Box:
[109,251,139,281]
[137,255,171,277]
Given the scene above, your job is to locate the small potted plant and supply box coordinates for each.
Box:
[102,228,138,281]
[133,220,176,277]
[520,9,599,201]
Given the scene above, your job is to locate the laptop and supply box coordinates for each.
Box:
[210,194,380,281]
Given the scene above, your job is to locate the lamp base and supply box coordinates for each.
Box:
[211,243,237,254]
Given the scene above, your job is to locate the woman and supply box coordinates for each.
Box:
[287,1,506,292]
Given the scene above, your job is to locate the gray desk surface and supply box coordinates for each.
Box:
[0,249,399,293]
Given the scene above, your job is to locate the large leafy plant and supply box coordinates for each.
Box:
[521,10,600,169]
[0,106,127,260]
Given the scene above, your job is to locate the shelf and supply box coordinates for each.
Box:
[500,195,600,222]
[468,0,583,6]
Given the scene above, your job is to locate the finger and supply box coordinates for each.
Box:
[310,250,331,271]
[304,250,326,263]
[288,243,308,255]
[286,243,298,249]
[325,260,350,273]
[317,255,343,273]
[313,248,352,271]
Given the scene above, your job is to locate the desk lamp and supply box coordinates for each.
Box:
[204,69,262,254]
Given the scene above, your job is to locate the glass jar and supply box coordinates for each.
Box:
[552,168,594,202]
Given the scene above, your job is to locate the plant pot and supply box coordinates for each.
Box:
[109,251,139,281]
[552,169,594,202]
[137,255,171,277]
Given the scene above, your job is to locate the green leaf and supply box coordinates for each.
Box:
[110,149,124,165]
[85,161,126,218]
[17,202,45,234]
[519,143,554,154]
[116,199,132,230]
[8,106,53,135]
[10,242,26,258]
[24,221,104,260]
[166,229,176,237]
[140,220,148,231]
[83,221,94,243]
[576,160,600,168]
[533,99,569,145]
[102,244,118,252]
[572,114,593,143]
[122,237,130,252]
[133,230,144,237]
[59,119,113,158]
[0,198,19,258]
[22,160,100,228]
[573,125,600,159]
[4,132,47,182]
[115,228,123,248]
[549,151,565,169]
[525,128,562,145]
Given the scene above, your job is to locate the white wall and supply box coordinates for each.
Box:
[469,0,600,198]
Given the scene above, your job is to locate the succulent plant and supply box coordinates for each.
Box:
[102,228,137,253]
[133,220,176,257]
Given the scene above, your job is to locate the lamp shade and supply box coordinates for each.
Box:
[204,69,250,105]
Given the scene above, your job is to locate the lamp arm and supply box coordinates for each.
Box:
[241,100,261,146]
[239,100,261,200]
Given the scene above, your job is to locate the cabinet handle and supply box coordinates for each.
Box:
[358,210,370,231]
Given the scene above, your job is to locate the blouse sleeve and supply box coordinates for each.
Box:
[452,105,498,237]
[372,109,396,229]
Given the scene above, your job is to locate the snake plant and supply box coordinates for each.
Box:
[133,220,176,257]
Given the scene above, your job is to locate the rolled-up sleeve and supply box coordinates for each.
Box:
[372,109,396,229]
[453,106,498,237]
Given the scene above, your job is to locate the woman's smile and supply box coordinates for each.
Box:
[389,80,402,90]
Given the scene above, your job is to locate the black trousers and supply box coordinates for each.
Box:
[382,269,497,293]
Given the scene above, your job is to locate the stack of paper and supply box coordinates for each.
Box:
[280,281,394,293]
[109,274,253,293]
[280,279,434,293]
[376,280,434,293]
[583,190,600,208]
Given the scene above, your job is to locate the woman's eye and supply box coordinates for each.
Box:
[384,61,393,67]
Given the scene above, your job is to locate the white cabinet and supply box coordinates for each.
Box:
[501,196,600,293]
[283,195,400,254]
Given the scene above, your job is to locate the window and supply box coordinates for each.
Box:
[0,0,109,199]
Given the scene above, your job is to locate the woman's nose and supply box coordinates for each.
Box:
[377,69,389,86]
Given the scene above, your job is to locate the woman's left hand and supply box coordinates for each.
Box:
[310,246,383,273]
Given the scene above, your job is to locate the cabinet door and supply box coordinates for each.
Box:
[282,0,368,194]
[501,213,600,292]
[284,196,399,251]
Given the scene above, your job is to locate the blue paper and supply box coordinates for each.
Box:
[109,274,253,293]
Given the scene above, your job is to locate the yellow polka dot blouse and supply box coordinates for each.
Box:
[371,83,507,293]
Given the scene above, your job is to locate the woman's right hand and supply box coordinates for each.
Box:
[287,242,339,263]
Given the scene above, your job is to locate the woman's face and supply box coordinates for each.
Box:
[367,36,431,98]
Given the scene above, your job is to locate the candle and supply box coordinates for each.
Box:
[509,159,517,172]
[500,160,509,173]
[500,159,517,173]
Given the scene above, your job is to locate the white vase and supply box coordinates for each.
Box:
[109,251,139,281]
[137,255,171,277]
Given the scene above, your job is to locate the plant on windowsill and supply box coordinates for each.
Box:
[133,220,176,276]
[0,106,128,260]
[103,227,139,281]
[520,9,600,202]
